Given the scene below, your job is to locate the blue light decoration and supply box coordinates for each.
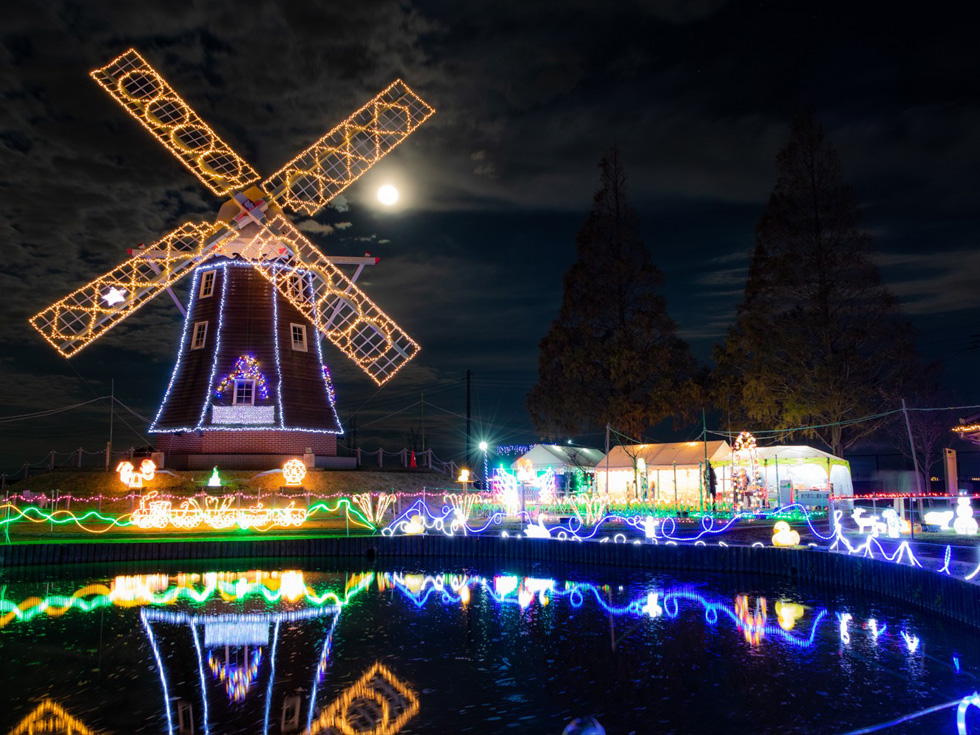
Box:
[208,648,263,702]
[149,262,343,435]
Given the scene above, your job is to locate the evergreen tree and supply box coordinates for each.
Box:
[714,113,918,456]
[528,147,700,438]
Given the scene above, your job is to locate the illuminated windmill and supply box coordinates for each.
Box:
[29,49,434,468]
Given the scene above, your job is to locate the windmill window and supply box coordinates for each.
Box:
[199,270,216,298]
[290,323,308,352]
[191,321,208,350]
[233,379,256,405]
[287,274,306,302]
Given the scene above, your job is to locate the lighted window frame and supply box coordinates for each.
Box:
[290,323,308,352]
[287,273,307,303]
[199,269,216,298]
[191,321,208,350]
[233,379,256,405]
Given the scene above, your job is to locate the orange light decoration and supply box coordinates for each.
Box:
[263,79,435,216]
[282,458,307,487]
[248,215,421,385]
[772,521,801,547]
[116,458,156,489]
[352,492,395,526]
[29,221,236,358]
[457,469,471,483]
[308,662,420,735]
[9,700,97,735]
[131,490,306,530]
[90,49,260,196]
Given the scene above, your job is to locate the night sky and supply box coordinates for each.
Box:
[2,0,979,472]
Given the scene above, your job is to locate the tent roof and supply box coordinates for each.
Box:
[753,445,846,463]
[599,441,731,470]
[510,444,605,470]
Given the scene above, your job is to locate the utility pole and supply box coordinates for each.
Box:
[702,407,708,515]
[902,398,920,539]
[105,379,115,471]
[604,422,611,497]
[420,392,425,452]
[465,370,472,482]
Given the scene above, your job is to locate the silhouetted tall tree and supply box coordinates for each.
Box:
[713,113,918,456]
[528,147,700,438]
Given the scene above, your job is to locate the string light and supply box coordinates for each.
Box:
[131,490,306,530]
[31,221,235,359]
[249,216,421,385]
[116,458,157,489]
[90,49,260,196]
[262,79,435,216]
[282,458,307,487]
[307,661,420,735]
[151,262,342,434]
[8,700,97,735]
[214,355,269,400]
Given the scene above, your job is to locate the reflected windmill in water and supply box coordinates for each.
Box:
[138,571,419,735]
[7,699,97,735]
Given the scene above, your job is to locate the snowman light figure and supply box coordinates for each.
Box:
[954,497,978,536]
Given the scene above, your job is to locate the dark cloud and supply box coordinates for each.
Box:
[2,0,979,469]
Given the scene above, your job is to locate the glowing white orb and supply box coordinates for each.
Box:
[377,184,399,206]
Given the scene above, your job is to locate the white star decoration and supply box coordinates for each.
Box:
[102,287,127,306]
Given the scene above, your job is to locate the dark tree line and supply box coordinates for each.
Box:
[528,120,945,460]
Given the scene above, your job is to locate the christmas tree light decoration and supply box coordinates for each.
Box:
[8,699,97,735]
[307,662,420,735]
[214,354,270,400]
[208,467,222,487]
[90,49,260,196]
[208,648,263,703]
[116,458,157,489]
[281,458,307,486]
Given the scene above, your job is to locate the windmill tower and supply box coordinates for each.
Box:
[29,50,434,469]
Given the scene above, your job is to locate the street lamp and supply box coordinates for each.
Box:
[478,441,489,489]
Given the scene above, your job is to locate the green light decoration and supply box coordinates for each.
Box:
[0,496,376,534]
[0,570,375,628]
[208,466,222,487]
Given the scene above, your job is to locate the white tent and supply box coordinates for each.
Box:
[509,444,605,474]
[594,441,732,504]
[751,445,853,505]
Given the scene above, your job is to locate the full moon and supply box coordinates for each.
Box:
[377,184,399,206]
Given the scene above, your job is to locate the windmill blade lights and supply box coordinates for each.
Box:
[251,215,420,386]
[90,49,260,197]
[29,222,236,358]
[262,79,435,217]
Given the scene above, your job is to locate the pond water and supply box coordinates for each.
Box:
[2,560,979,735]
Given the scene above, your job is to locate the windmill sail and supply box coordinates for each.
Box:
[250,215,420,386]
[30,222,236,358]
[263,80,435,216]
[90,49,260,197]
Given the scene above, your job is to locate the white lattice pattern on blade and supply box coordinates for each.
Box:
[308,662,419,735]
[29,222,236,357]
[90,49,260,196]
[262,80,435,216]
[249,215,420,386]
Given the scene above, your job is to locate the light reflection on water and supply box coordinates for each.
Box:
[2,563,979,735]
